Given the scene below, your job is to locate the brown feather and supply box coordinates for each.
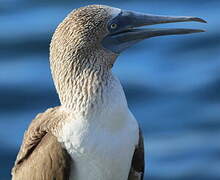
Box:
[128,128,145,180]
[12,107,71,180]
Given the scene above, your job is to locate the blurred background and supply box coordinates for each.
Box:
[0,0,219,179]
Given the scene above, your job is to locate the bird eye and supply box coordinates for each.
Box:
[110,23,117,30]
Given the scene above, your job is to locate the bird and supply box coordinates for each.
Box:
[11,4,206,180]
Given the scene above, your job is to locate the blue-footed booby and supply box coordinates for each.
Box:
[11,5,206,180]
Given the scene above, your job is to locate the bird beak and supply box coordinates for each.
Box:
[102,10,207,54]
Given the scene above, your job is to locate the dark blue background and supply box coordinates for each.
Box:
[1,0,219,179]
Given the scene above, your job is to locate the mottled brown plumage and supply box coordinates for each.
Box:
[12,107,71,180]
[50,5,117,111]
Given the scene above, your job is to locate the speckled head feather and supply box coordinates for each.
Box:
[50,5,119,66]
[50,5,120,111]
[59,5,118,45]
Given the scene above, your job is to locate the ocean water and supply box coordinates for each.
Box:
[0,0,220,179]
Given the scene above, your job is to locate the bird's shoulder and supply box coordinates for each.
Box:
[12,106,71,180]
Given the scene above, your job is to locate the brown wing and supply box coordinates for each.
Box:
[128,128,145,180]
[12,107,71,180]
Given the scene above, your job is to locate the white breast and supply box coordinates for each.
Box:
[58,76,139,180]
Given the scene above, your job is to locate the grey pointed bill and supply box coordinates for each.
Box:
[102,10,207,54]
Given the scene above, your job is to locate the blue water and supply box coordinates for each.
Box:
[0,0,220,179]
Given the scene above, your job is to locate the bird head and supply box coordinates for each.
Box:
[49,4,206,109]
[50,4,206,70]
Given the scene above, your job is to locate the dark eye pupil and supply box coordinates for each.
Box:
[111,23,117,29]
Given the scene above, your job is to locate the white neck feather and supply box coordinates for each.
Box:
[58,74,139,180]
